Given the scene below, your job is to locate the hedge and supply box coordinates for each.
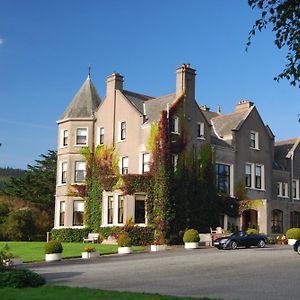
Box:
[51,228,91,242]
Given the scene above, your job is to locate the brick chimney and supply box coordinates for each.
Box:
[235,100,254,111]
[106,72,123,98]
[176,64,196,101]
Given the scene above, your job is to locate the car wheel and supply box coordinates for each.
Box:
[257,240,266,248]
[230,241,237,250]
[297,245,300,255]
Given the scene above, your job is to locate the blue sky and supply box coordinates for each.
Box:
[0,0,299,169]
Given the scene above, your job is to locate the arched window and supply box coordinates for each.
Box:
[290,211,300,228]
[271,210,283,233]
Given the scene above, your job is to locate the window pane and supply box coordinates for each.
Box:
[108,196,114,224]
[135,195,145,223]
[121,122,126,140]
[73,200,84,226]
[99,127,104,144]
[122,157,128,174]
[216,163,230,194]
[271,210,283,233]
[245,164,251,187]
[63,130,68,146]
[255,165,261,189]
[76,128,87,145]
[118,195,124,224]
[59,201,65,226]
[142,153,150,173]
[75,161,86,182]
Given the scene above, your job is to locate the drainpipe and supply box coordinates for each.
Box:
[290,150,294,203]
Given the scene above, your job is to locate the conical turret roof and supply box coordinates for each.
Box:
[59,76,101,121]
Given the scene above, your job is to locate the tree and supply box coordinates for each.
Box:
[247,0,300,87]
[1,150,57,214]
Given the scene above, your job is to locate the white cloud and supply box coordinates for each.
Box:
[0,38,4,45]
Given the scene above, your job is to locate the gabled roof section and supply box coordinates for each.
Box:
[274,137,300,170]
[122,90,154,114]
[144,93,176,124]
[211,107,253,138]
[59,77,101,121]
[201,110,220,125]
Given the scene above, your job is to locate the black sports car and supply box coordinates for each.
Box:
[214,231,267,250]
[293,239,300,254]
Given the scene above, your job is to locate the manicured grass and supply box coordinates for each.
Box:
[0,242,145,262]
[1,286,217,300]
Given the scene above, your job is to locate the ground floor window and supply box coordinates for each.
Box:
[73,200,84,226]
[59,201,65,226]
[290,211,300,228]
[135,194,145,224]
[118,195,124,224]
[271,209,283,233]
[107,196,114,224]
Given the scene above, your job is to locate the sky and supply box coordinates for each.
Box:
[0,0,299,169]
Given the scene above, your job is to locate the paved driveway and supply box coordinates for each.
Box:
[28,245,299,300]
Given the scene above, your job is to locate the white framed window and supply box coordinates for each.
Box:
[135,194,146,224]
[171,116,179,133]
[216,163,231,195]
[250,131,259,150]
[59,201,65,226]
[245,163,264,190]
[73,200,84,226]
[75,161,86,183]
[61,161,67,184]
[120,121,126,141]
[277,182,288,197]
[197,122,205,139]
[107,196,114,224]
[142,153,150,173]
[76,128,87,145]
[61,129,68,147]
[118,195,124,224]
[172,154,178,172]
[99,127,104,145]
[293,180,299,199]
[120,156,128,174]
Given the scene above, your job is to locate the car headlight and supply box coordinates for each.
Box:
[220,238,228,244]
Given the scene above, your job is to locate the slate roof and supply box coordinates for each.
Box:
[274,138,300,170]
[211,108,252,138]
[122,90,154,114]
[201,110,220,124]
[210,135,234,149]
[59,77,101,121]
[144,93,176,124]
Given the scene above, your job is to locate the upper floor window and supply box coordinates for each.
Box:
[99,127,104,145]
[142,153,150,173]
[197,122,205,139]
[255,165,262,189]
[245,163,264,190]
[172,154,179,172]
[76,128,87,145]
[171,116,179,133]
[121,156,128,174]
[75,161,86,183]
[135,194,146,224]
[216,163,230,195]
[61,161,67,184]
[245,163,252,188]
[62,130,68,147]
[277,182,288,197]
[250,131,259,149]
[293,180,299,199]
[73,200,84,226]
[120,122,126,140]
[107,196,114,224]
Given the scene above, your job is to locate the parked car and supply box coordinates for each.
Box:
[214,231,267,250]
[293,239,300,255]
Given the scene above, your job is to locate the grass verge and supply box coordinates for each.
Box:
[0,242,145,262]
[1,286,217,300]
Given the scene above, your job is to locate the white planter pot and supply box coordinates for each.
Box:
[150,244,167,252]
[82,251,99,259]
[288,239,297,246]
[118,247,132,254]
[184,242,199,249]
[45,253,62,262]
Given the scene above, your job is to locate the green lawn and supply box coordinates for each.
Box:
[0,241,145,262]
[1,286,217,300]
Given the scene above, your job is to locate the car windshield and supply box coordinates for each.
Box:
[231,232,247,237]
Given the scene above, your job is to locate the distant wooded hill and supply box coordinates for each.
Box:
[0,167,25,190]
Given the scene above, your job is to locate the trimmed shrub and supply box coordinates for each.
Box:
[183,229,200,243]
[117,233,132,247]
[44,240,63,254]
[51,228,91,242]
[286,228,300,239]
[0,269,45,288]
[246,228,259,235]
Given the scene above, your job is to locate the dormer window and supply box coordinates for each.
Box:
[250,131,259,149]
[197,122,205,139]
[171,116,179,133]
[76,128,87,145]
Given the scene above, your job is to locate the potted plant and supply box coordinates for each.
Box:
[82,246,99,259]
[150,230,167,252]
[1,244,23,267]
[117,233,132,254]
[183,229,200,249]
[44,240,63,262]
[286,228,300,245]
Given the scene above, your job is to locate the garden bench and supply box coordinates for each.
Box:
[83,233,99,243]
